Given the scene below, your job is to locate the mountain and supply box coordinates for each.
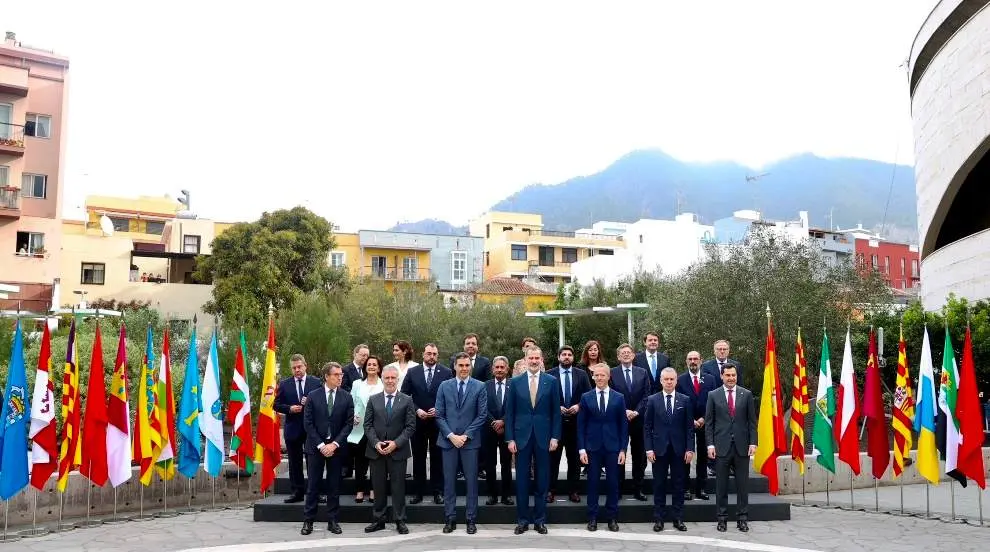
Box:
[388,218,468,236]
[389,150,919,239]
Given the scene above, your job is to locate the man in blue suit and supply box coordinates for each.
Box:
[505,346,562,535]
[645,367,694,532]
[675,350,717,501]
[701,339,744,387]
[633,331,671,393]
[610,344,650,501]
[273,354,323,503]
[435,352,487,534]
[577,363,628,532]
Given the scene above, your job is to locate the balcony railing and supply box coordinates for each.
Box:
[0,186,20,217]
[0,122,26,154]
[361,265,433,282]
[526,229,623,242]
[529,260,572,269]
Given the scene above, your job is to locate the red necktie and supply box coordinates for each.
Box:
[728,388,735,417]
[693,374,700,394]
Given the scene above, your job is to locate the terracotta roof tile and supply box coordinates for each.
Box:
[477,277,553,296]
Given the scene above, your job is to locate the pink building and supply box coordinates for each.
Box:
[0,32,69,312]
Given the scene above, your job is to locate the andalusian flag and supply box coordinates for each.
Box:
[133,326,161,486]
[255,316,282,493]
[891,326,914,478]
[106,323,132,487]
[789,326,809,474]
[811,327,836,473]
[155,328,177,480]
[937,327,965,486]
[913,327,940,484]
[228,329,254,473]
[56,319,83,492]
[753,310,786,495]
[835,327,860,475]
[29,322,57,490]
[201,330,225,477]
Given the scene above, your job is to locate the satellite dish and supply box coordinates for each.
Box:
[99,214,115,236]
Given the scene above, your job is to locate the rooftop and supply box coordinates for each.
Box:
[476,277,555,296]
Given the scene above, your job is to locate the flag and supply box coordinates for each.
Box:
[28,321,57,490]
[106,323,132,487]
[255,316,281,493]
[913,327,940,485]
[835,327,861,475]
[936,327,965,486]
[56,318,83,492]
[228,329,254,474]
[132,326,161,486]
[811,327,836,473]
[0,319,30,499]
[177,324,202,478]
[753,312,786,495]
[79,320,109,486]
[155,328,177,480]
[201,330,225,477]
[954,327,985,488]
[789,326,809,474]
[863,329,889,479]
[891,325,914,478]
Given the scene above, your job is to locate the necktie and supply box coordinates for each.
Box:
[728,388,735,417]
[625,368,632,388]
[386,394,393,418]
[529,375,538,407]
[296,378,303,402]
[426,367,433,387]
[719,360,725,374]
[650,355,657,380]
[666,394,673,417]
[496,381,504,405]
[458,380,465,408]
[327,389,335,415]
[693,374,700,394]
[599,390,606,414]
[563,370,571,405]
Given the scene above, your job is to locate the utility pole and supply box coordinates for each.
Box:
[745,172,770,216]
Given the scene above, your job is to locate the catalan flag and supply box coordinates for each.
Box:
[155,328,177,480]
[106,323,132,487]
[29,321,57,490]
[56,319,83,492]
[753,310,786,495]
[913,327,939,485]
[255,316,281,493]
[228,329,254,474]
[789,326,809,474]
[891,325,914,478]
[133,326,161,486]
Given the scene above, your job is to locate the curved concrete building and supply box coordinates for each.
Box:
[910,0,990,309]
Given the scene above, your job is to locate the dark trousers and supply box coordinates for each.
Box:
[550,418,580,495]
[688,428,708,494]
[587,450,619,521]
[371,455,408,521]
[353,437,371,493]
[483,425,512,498]
[715,452,750,521]
[286,434,306,497]
[620,417,646,491]
[304,452,342,522]
[515,438,550,525]
[442,447,479,522]
[411,418,443,496]
[652,444,686,521]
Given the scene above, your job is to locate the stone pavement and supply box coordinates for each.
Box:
[788,481,990,524]
[5,498,986,552]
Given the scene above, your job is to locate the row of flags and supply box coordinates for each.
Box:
[752,313,986,495]
[0,315,285,500]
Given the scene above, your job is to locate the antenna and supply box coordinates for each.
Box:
[745,173,770,215]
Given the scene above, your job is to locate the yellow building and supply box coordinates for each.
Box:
[469,211,625,284]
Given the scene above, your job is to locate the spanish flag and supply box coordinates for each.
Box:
[255,315,282,493]
[56,319,83,492]
[753,310,787,495]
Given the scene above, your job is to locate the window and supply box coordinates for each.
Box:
[81,262,106,285]
[0,104,11,139]
[330,252,345,268]
[900,257,906,275]
[561,248,578,263]
[451,251,467,283]
[402,256,418,279]
[21,174,46,199]
[597,249,614,256]
[0,165,7,186]
[26,114,51,139]
[502,226,513,232]
[371,256,387,278]
[511,244,527,261]
[145,221,165,235]
[884,256,890,274]
[183,235,201,254]
[14,231,44,255]
[538,276,554,283]
[538,246,554,266]
[485,251,489,266]
[911,259,919,277]
[871,255,878,269]
[485,224,490,238]
[109,217,130,232]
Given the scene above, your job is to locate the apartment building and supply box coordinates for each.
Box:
[0,32,69,312]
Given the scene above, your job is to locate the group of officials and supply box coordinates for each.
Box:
[274,332,757,536]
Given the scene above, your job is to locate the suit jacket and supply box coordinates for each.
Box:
[452,354,492,382]
[504,371,562,450]
[608,365,650,416]
[485,378,511,425]
[435,377,488,450]
[548,365,592,417]
[400,363,453,411]
[341,362,364,393]
[704,385,757,457]
[675,369,718,419]
[576,388,629,454]
[363,391,417,460]
[644,391,694,456]
[302,386,355,455]
[634,350,671,393]
[274,375,323,440]
[701,358,744,387]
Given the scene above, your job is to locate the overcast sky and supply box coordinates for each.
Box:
[7,0,936,231]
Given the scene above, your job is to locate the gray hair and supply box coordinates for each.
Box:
[492,355,509,366]
[660,367,678,378]
[381,364,400,376]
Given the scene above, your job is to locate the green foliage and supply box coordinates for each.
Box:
[276,293,351,372]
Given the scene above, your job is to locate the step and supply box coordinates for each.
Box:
[253,493,791,523]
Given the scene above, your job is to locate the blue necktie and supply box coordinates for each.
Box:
[650,355,657,380]
[563,370,571,405]
[458,380,465,408]
[386,394,394,418]
[625,368,632,388]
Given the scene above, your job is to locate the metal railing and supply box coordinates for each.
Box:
[361,265,433,281]
[0,122,25,148]
[526,229,623,241]
[529,260,572,269]
[0,186,19,211]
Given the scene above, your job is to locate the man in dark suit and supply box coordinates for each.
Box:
[705,363,757,533]
[341,344,369,392]
[484,356,513,505]
[400,342,452,505]
[577,363,628,532]
[548,345,591,503]
[609,344,650,501]
[701,339,744,387]
[633,331,671,393]
[505,346,562,535]
[675,351,718,501]
[451,333,492,382]
[436,352,487,534]
[300,362,354,535]
[645,367,694,532]
[363,365,417,535]
[273,354,322,503]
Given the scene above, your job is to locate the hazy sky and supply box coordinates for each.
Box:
[7,1,936,231]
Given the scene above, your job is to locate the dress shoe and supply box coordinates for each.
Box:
[319,495,328,504]
[355,495,365,503]
[607,520,619,532]
[364,518,386,533]
[300,521,313,535]
[717,520,727,532]
[284,494,304,504]
[696,492,710,501]
[327,521,342,534]
[534,523,548,534]
[568,492,581,503]
[546,492,555,503]
[396,521,409,535]
[466,521,477,534]
[673,520,687,532]
[409,495,423,504]
[443,520,456,533]
[633,491,647,502]
[501,496,514,506]
[653,521,664,532]
[478,470,487,479]
[683,491,693,501]
[433,494,444,505]
[513,524,528,534]
[486,496,498,506]
[587,520,598,531]
[737,520,749,532]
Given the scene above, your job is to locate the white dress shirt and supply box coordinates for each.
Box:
[646,391,677,456]
[580,387,611,456]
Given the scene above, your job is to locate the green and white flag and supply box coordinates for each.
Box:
[812,328,836,473]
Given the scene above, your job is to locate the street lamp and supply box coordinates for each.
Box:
[73,289,89,309]
[525,303,650,350]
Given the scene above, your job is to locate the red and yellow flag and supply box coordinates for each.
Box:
[155,328,177,480]
[891,326,914,477]
[79,320,109,486]
[56,319,83,492]
[789,326,809,474]
[753,309,787,495]
[132,326,162,485]
[255,315,282,493]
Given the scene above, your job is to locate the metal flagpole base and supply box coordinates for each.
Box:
[17,527,50,538]
[104,487,131,524]
[176,477,203,515]
[132,484,154,522]
[155,475,180,518]
[75,520,104,528]
[1,501,21,543]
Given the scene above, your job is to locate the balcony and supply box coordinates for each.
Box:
[528,260,572,274]
[0,123,26,156]
[0,65,29,97]
[0,187,20,218]
[503,228,624,246]
[361,265,433,282]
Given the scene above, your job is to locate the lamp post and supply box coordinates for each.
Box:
[73,289,88,310]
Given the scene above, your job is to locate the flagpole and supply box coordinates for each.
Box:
[825,472,830,506]
[978,486,984,526]
[873,477,879,512]
[848,471,854,509]
[1,501,20,543]
[801,470,806,505]
[21,488,50,537]
[212,476,217,510]
[950,480,955,521]
[925,482,931,518]
[898,476,904,515]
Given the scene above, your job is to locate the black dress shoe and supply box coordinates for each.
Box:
[328,521,342,534]
[514,524,528,534]
[633,491,647,501]
[443,520,456,533]
[568,492,581,503]
[546,492,555,503]
[433,494,444,505]
[673,520,687,532]
[607,520,619,532]
[534,523,548,534]
[737,520,749,532]
[653,520,664,532]
[485,496,498,506]
[365,518,386,533]
[501,496,514,506]
[410,495,423,505]
[478,470,487,479]
[466,521,477,534]
[717,520,727,532]
[396,521,409,534]
[301,521,313,535]
[587,520,598,531]
[284,494,304,504]
[696,492,710,501]
[355,496,365,503]
[319,495,328,504]
[684,491,693,501]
